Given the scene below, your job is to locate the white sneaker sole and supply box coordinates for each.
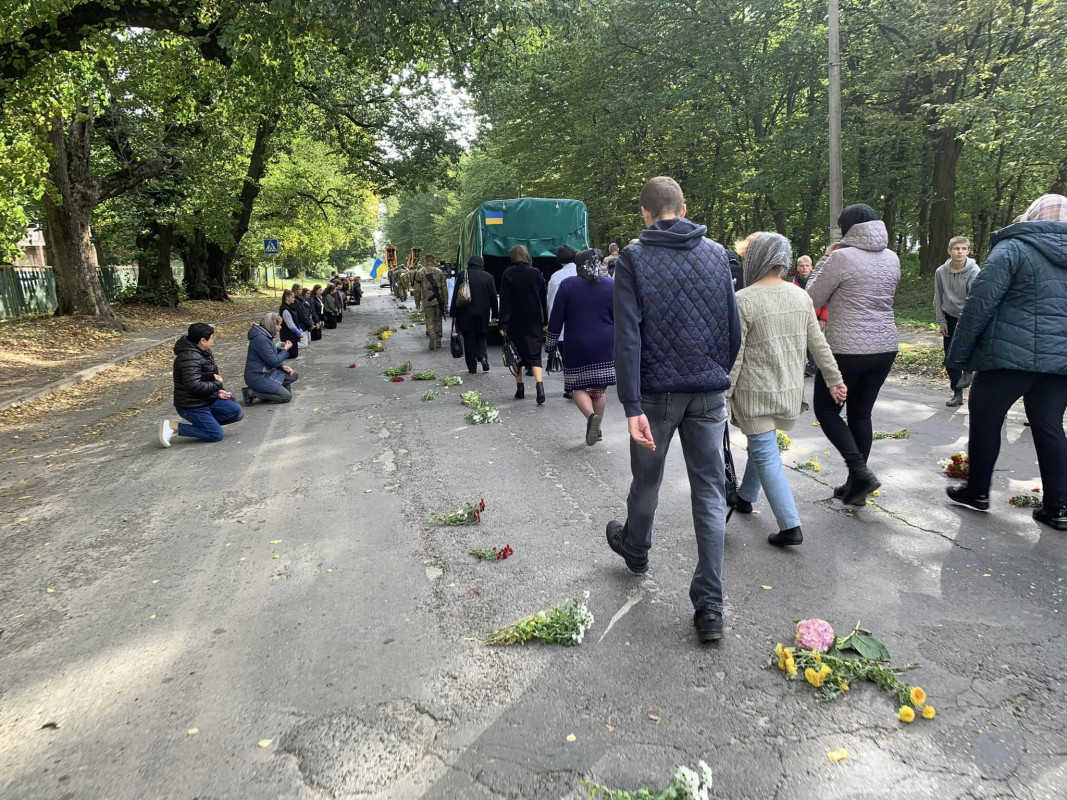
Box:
[159,420,172,448]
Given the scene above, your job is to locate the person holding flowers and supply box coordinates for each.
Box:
[727,232,846,546]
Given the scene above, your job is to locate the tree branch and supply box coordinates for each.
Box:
[97,157,167,203]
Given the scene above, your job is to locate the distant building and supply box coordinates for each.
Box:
[15,227,47,267]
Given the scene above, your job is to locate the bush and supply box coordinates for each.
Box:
[894,252,937,328]
[114,283,184,307]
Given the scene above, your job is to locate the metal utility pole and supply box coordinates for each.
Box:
[828,0,843,243]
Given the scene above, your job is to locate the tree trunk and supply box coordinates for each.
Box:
[137,221,180,307]
[44,112,114,317]
[1050,158,1067,195]
[180,230,212,300]
[921,127,964,274]
[205,240,230,300]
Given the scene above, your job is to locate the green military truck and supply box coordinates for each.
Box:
[458,198,590,289]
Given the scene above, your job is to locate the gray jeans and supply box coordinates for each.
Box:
[257,371,299,403]
[619,391,728,613]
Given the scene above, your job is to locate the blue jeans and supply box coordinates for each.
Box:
[738,429,802,530]
[619,391,728,613]
[176,399,244,442]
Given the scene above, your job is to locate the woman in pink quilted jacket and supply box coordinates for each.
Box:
[807,204,901,506]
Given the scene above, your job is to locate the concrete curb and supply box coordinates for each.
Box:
[0,311,263,413]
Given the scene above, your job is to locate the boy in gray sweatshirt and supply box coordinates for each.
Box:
[934,236,980,407]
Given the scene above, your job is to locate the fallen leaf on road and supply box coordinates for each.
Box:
[272,554,280,559]
[40,722,59,730]
[566,734,576,742]
[225,543,232,547]
[18,495,31,499]
[348,364,357,368]
[648,714,661,724]
[152,579,159,584]
[469,588,480,595]
[827,748,848,762]
[605,724,615,733]
[237,519,247,524]
[761,585,773,590]
[258,739,273,748]
[326,569,333,573]
[187,728,199,735]
[149,615,156,619]
[313,408,320,412]
[240,557,247,561]
[45,588,54,593]
[18,518,28,523]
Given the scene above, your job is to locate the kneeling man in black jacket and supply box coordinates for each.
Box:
[159,322,243,447]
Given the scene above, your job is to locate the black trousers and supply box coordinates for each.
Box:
[814,351,897,471]
[943,314,963,391]
[462,330,488,373]
[967,370,1067,508]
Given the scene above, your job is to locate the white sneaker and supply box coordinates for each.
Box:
[159,419,175,448]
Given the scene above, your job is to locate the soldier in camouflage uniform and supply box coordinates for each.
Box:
[414,254,448,349]
[411,262,425,311]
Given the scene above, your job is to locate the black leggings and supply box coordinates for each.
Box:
[814,351,897,471]
[943,314,962,390]
[967,370,1067,508]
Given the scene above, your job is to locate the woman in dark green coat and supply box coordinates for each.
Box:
[946,194,1067,530]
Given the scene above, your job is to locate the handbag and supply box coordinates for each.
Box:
[546,346,563,374]
[501,333,521,371]
[450,329,464,358]
[455,272,471,309]
[724,423,741,521]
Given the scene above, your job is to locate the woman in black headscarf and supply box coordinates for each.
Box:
[499,244,549,403]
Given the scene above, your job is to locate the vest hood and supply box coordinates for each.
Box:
[639,217,708,250]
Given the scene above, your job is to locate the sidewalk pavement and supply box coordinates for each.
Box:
[0,311,264,412]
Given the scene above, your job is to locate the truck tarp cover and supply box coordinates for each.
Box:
[460,198,589,265]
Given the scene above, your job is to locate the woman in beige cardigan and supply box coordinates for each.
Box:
[727,233,847,546]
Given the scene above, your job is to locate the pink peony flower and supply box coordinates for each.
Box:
[795,618,835,652]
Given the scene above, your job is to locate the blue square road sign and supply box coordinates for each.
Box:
[264,239,280,254]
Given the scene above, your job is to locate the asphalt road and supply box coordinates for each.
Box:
[1,289,1064,800]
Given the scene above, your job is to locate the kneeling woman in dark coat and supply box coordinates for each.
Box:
[452,255,499,375]
[499,245,548,404]
[279,290,304,358]
[242,312,298,404]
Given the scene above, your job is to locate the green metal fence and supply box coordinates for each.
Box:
[0,266,137,319]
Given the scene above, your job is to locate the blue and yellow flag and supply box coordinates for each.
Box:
[370,258,384,279]
[484,211,504,226]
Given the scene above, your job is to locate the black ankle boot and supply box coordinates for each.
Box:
[833,474,853,500]
[768,526,803,547]
[842,467,880,506]
[536,382,545,405]
[514,383,525,399]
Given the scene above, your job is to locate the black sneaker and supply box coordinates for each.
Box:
[732,497,753,514]
[605,520,648,574]
[1033,506,1067,531]
[957,372,973,390]
[241,387,255,406]
[768,526,803,547]
[946,484,990,511]
[842,468,881,506]
[946,392,963,408]
[693,609,724,643]
[481,358,490,372]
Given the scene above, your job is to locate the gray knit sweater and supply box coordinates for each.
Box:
[726,283,842,435]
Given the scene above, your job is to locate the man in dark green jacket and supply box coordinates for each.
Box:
[946,194,1067,530]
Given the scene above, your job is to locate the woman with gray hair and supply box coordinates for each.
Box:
[727,232,846,546]
[242,312,297,405]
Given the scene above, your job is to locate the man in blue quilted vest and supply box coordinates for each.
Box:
[606,176,742,644]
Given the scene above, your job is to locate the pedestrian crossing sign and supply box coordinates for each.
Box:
[264,239,280,254]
